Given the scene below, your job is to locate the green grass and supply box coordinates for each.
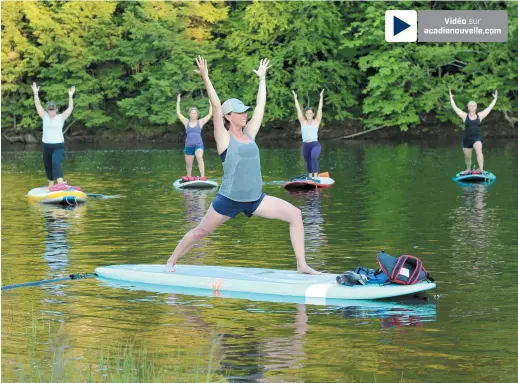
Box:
[3,314,229,383]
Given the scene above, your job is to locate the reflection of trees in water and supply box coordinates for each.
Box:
[449,184,501,279]
[288,190,328,251]
[181,190,212,260]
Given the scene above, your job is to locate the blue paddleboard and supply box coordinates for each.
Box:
[95,264,436,303]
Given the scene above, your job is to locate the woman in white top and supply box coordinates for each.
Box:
[32,82,77,192]
[291,89,324,179]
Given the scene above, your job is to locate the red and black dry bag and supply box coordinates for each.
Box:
[377,251,434,285]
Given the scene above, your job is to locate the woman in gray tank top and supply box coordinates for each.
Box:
[166,56,320,275]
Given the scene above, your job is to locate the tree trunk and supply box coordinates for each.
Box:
[503,111,517,128]
[340,125,387,139]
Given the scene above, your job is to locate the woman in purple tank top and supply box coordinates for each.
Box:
[176,94,212,181]
[165,56,320,275]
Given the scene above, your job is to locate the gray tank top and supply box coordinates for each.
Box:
[219,133,262,202]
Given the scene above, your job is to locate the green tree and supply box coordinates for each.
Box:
[213,1,360,124]
[115,1,227,128]
[1,1,516,136]
[341,1,517,131]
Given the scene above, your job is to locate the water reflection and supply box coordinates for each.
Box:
[287,189,328,257]
[32,204,86,274]
[97,279,436,382]
[337,298,436,328]
[29,204,86,297]
[98,279,436,322]
[449,184,500,280]
[182,189,211,225]
[261,304,308,383]
[179,189,214,259]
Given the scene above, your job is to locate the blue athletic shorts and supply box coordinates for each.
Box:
[212,193,266,219]
[184,145,204,156]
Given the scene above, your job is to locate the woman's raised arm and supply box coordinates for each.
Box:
[245,58,271,140]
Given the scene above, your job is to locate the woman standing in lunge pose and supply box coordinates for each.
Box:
[166,56,320,275]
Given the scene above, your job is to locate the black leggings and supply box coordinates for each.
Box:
[43,143,65,181]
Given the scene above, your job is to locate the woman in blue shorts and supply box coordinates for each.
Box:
[449,88,498,174]
[166,56,320,275]
[176,94,212,181]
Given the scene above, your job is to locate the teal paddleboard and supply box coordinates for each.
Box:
[95,264,436,302]
[452,170,496,184]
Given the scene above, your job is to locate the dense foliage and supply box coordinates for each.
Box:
[2,1,517,134]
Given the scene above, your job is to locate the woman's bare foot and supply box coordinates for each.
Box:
[165,256,177,272]
[297,265,322,275]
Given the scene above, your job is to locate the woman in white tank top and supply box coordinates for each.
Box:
[32,82,78,192]
[292,89,324,179]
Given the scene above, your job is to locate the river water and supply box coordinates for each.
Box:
[2,140,518,382]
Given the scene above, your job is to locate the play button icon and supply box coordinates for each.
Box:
[385,10,417,42]
[394,16,411,36]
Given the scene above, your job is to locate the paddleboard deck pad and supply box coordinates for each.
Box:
[174,179,218,189]
[27,187,87,204]
[95,264,436,302]
[284,172,335,190]
[452,170,496,183]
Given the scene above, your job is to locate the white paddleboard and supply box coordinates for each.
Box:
[173,179,218,189]
[95,264,436,302]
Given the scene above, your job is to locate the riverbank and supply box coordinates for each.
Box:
[2,113,516,146]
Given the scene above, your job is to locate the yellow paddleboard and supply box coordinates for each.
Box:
[27,187,87,204]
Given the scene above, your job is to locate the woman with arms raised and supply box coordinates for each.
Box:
[176,94,212,181]
[166,56,320,275]
[449,88,498,174]
[32,82,79,191]
[292,89,324,180]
